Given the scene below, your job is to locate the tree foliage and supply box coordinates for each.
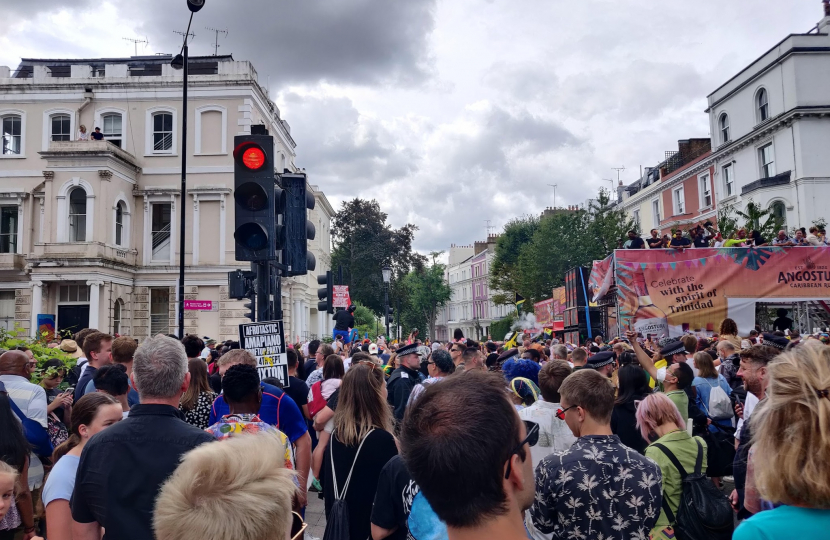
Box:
[490,188,634,305]
[330,199,427,315]
[398,262,452,340]
[736,199,783,241]
[717,201,739,238]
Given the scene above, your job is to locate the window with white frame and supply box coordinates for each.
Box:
[633,209,641,228]
[0,206,17,253]
[1,115,21,155]
[152,112,173,152]
[150,288,170,335]
[719,113,729,143]
[770,201,787,231]
[151,203,172,261]
[102,114,123,148]
[0,291,14,331]
[757,88,769,123]
[699,174,712,208]
[51,114,71,141]
[113,299,123,335]
[651,199,660,227]
[68,187,87,242]
[723,163,734,197]
[115,201,125,246]
[59,284,89,303]
[759,143,775,178]
[673,186,685,215]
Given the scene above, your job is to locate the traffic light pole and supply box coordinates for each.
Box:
[177,43,188,338]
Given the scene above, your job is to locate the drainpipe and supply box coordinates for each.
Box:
[76,90,93,138]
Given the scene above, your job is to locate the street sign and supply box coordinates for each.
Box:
[238,320,289,386]
[333,285,351,308]
[184,300,217,311]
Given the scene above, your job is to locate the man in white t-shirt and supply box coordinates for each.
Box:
[518,360,577,468]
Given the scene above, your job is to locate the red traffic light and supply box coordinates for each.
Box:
[234,142,267,171]
[242,147,265,169]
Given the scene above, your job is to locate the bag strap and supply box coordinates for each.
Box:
[692,438,704,476]
[7,397,27,424]
[661,496,676,525]
[330,428,376,501]
[652,442,688,479]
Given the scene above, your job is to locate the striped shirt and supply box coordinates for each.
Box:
[0,375,47,489]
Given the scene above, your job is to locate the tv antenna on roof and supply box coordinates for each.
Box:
[123,37,149,56]
[611,166,626,183]
[205,27,228,56]
[173,30,196,46]
[484,219,494,236]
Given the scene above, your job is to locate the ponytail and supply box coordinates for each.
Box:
[52,433,81,463]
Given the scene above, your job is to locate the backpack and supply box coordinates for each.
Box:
[653,439,733,540]
[703,379,732,420]
[323,428,375,540]
[308,381,326,418]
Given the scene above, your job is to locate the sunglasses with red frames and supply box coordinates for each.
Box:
[504,421,540,479]
[555,404,578,420]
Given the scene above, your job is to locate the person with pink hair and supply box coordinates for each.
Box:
[636,393,709,539]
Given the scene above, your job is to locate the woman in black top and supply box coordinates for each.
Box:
[611,364,651,454]
[323,362,397,540]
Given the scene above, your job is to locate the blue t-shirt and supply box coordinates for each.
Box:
[84,378,140,407]
[41,454,80,507]
[209,381,307,443]
[734,505,830,540]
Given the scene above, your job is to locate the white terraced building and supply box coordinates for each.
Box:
[0,54,334,341]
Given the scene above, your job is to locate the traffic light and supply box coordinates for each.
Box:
[281,172,316,276]
[317,271,334,314]
[242,298,255,321]
[386,306,394,325]
[233,135,279,261]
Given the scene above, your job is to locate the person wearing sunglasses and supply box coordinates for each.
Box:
[154,429,302,540]
[529,369,662,540]
[401,371,537,540]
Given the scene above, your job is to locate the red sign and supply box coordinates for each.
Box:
[184,300,214,311]
[534,298,554,326]
[333,286,351,308]
[552,287,566,319]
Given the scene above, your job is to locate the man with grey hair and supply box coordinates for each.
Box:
[71,336,214,540]
[551,344,569,362]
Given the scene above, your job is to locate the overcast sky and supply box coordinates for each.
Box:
[0,0,821,254]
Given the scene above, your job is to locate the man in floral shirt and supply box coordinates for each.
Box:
[205,364,294,472]
[530,369,662,540]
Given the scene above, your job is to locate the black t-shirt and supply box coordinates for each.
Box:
[91,131,104,140]
[327,388,340,411]
[646,237,663,249]
[302,359,317,381]
[670,237,691,248]
[323,429,398,540]
[283,376,309,411]
[773,317,793,331]
[693,235,710,248]
[45,387,67,424]
[333,311,355,331]
[626,237,645,249]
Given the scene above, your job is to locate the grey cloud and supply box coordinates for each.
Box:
[282,92,421,196]
[481,61,559,102]
[122,0,436,87]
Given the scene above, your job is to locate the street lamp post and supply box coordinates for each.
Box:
[382,265,392,338]
[171,0,205,338]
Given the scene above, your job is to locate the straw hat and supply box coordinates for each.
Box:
[59,339,83,358]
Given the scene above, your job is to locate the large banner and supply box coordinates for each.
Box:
[552,287,566,319]
[591,247,830,337]
[534,298,554,326]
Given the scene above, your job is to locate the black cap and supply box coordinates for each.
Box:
[660,339,686,358]
[762,333,788,350]
[397,343,419,357]
[587,351,616,369]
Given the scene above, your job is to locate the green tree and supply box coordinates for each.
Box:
[489,215,539,305]
[506,188,633,304]
[490,312,516,342]
[736,199,783,242]
[717,201,739,238]
[330,199,426,315]
[352,302,382,341]
[399,262,452,340]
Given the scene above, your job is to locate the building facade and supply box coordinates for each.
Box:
[0,55,332,341]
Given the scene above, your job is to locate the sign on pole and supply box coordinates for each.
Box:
[333,285,351,308]
[238,320,289,386]
[184,300,218,311]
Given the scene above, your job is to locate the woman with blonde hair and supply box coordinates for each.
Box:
[321,362,397,540]
[733,342,830,539]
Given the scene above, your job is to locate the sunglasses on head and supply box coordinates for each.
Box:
[504,420,539,479]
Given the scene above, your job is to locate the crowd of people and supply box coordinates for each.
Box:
[0,315,828,540]
[622,221,830,249]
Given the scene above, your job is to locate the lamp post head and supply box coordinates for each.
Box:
[382,266,392,284]
[171,54,185,70]
[187,0,206,13]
